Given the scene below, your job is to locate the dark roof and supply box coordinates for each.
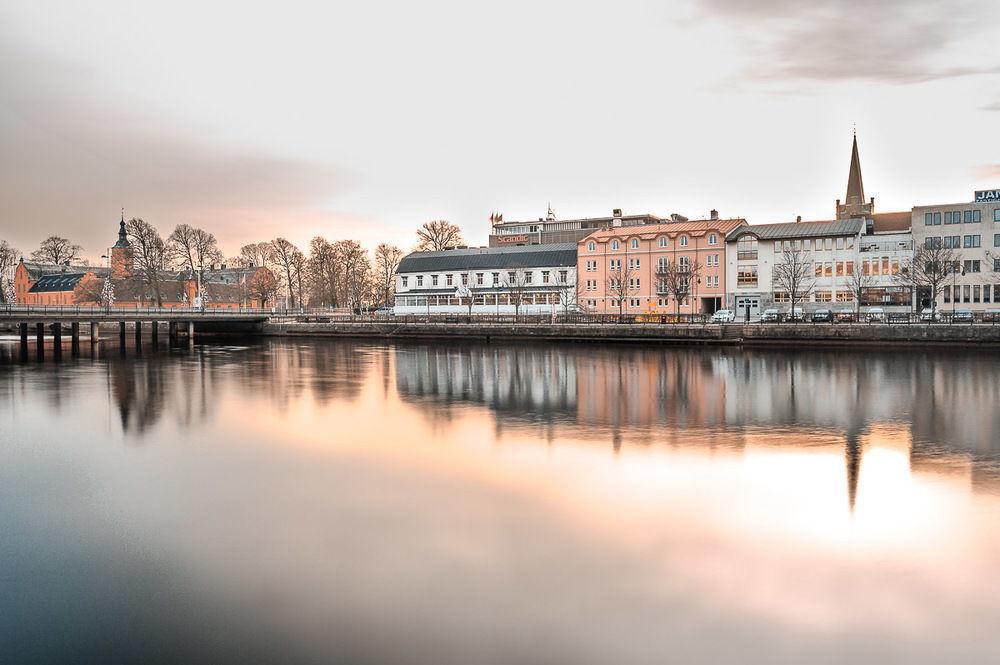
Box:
[398,243,578,273]
[727,218,864,242]
[168,267,258,284]
[27,273,87,293]
[20,262,103,280]
[870,212,911,233]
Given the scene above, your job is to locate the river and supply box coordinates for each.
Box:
[2,337,999,663]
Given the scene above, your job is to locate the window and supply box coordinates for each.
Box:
[611,240,620,251]
[964,235,981,248]
[943,286,951,303]
[974,285,981,303]
[965,210,982,223]
[541,271,550,284]
[964,260,981,273]
[775,241,782,253]
[630,238,639,249]
[925,237,942,249]
[995,258,1000,272]
[658,236,668,248]
[836,238,844,250]
[587,241,596,251]
[737,236,758,260]
[657,257,668,272]
[477,273,485,285]
[431,275,439,286]
[461,273,469,285]
[815,263,823,277]
[945,211,960,225]
[491,272,498,286]
[524,271,533,284]
[846,261,854,276]
[507,271,515,283]
[628,258,640,269]
[680,236,689,247]
[793,239,801,251]
[783,240,792,252]
[773,292,789,303]
[630,298,641,307]
[964,285,971,303]
[679,256,690,272]
[737,266,758,287]
[837,291,853,302]
[824,262,833,277]
[628,278,640,289]
[815,291,833,303]
[846,237,855,249]
[416,275,424,287]
[995,209,1000,222]
[944,235,960,249]
[925,212,941,226]
[610,258,621,271]
[559,270,567,284]
[836,262,844,276]
[401,276,408,288]
[986,285,992,303]
[708,233,717,245]
[443,274,452,286]
[804,239,812,250]
[825,238,833,250]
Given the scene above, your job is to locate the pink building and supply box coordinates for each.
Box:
[577,215,746,315]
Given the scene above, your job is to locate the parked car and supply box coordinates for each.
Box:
[983,310,1000,323]
[786,307,804,321]
[761,308,781,322]
[835,308,857,323]
[919,309,942,322]
[953,308,974,323]
[811,309,833,323]
[711,309,736,323]
[865,307,887,323]
[373,306,394,316]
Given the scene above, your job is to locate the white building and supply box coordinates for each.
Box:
[394,243,578,315]
[911,191,1000,312]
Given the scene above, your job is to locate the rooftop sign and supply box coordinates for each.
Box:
[975,189,1000,203]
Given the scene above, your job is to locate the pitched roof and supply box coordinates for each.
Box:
[20,262,102,280]
[727,218,865,241]
[110,278,188,303]
[398,243,578,273]
[27,273,87,293]
[583,218,746,242]
[870,211,911,233]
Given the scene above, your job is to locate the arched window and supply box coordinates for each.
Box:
[658,236,668,248]
[679,236,689,247]
[708,233,717,245]
[611,240,620,251]
[587,241,595,252]
[630,238,639,249]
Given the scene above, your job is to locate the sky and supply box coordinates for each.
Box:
[1,0,999,262]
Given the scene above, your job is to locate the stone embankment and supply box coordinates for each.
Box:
[262,321,1000,346]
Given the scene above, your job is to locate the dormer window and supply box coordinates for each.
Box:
[708,233,717,245]
[679,236,689,247]
[611,240,620,251]
[630,238,639,249]
[587,241,596,251]
[658,237,668,248]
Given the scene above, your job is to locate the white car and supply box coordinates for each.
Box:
[711,309,736,323]
[866,307,887,323]
[761,308,781,322]
[919,310,942,322]
[786,307,804,321]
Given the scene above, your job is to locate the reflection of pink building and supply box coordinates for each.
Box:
[577,215,746,314]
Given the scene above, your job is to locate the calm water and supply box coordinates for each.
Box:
[2,337,1000,664]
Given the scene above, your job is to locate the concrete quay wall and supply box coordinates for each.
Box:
[261,321,1000,346]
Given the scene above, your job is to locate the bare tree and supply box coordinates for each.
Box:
[0,240,19,304]
[896,241,959,316]
[503,268,533,316]
[337,240,372,312]
[373,243,404,307]
[31,236,83,265]
[238,242,274,269]
[771,248,815,319]
[125,218,169,306]
[845,261,876,319]
[306,237,341,308]
[416,220,464,252]
[555,270,583,315]
[656,257,703,317]
[247,269,278,308]
[168,224,223,275]
[270,238,305,309]
[605,263,637,317]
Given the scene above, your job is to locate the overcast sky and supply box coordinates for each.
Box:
[2,0,999,261]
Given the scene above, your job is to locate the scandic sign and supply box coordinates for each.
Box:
[975,189,1000,203]
[495,234,531,244]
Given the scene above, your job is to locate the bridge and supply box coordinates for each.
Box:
[1,305,269,354]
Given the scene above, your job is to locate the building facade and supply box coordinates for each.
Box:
[488,208,675,247]
[577,215,746,315]
[393,243,578,315]
[911,195,1000,312]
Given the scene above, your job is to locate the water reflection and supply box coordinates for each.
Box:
[3,338,1000,664]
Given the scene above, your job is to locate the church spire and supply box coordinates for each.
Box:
[845,131,864,205]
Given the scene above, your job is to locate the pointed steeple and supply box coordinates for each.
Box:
[845,131,864,205]
[836,130,874,219]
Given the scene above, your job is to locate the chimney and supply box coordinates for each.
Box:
[612,208,623,218]
[796,215,802,223]
[710,209,719,220]
[221,263,226,270]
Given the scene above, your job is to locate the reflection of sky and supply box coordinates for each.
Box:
[3,340,1000,663]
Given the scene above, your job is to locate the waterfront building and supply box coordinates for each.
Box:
[911,192,1000,312]
[393,243,578,315]
[488,207,676,247]
[15,215,275,309]
[577,213,746,315]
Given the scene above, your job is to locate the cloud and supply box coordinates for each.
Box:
[0,32,354,258]
[692,0,1000,85]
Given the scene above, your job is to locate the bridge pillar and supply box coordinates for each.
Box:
[71,322,81,357]
[168,321,178,342]
[134,320,142,346]
[35,322,44,360]
[119,321,126,346]
[150,321,159,344]
[52,322,62,359]
[90,321,100,343]
[19,322,28,346]
[187,321,195,345]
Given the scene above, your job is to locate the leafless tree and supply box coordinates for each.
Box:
[72,273,107,306]
[168,224,223,275]
[31,236,83,265]
[656,257,703,317]
[373,243,404,307]
[895,241,959,316]
[270,237,305,309]
[338,240,372,312]
[247,269,278,308]
[125,218,169,306]
[238,242,274,269]
[555,270,583,315]
[503,268,533,316]
[771,248,815,319]
[0,240,19,304]
[605,263,637,317]
[845,262,876,319]
[306,237,341,308]
[416,220,464,252]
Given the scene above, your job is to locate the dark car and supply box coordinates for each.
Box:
[811,309,833,323]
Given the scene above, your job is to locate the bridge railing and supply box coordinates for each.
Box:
[0,304,280,316]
